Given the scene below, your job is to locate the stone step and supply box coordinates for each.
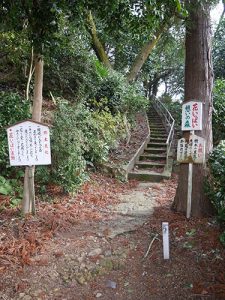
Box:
[148,113,160,117]
[147,142,167,147]
[150,132,167,135]
[128,170,170,182]
[150,134,168,138]
[148,118,161,121]
[148,120,162,123]
[149,126,164,129]
[135,161,165,169]
[145,147,167,154]
[129,107,173,182]
[139,153,167,161]
[150,137,167,142]
[150,127,166,131]
[151,135,167,138]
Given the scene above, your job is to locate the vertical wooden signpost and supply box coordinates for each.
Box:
[178,101,204,218]
[7,119,51,214]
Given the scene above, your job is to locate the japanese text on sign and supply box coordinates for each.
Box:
[7,120,51,166]
[177,134,205,164]
[181,101,202,131]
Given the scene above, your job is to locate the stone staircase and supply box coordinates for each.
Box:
[128,108,173,182]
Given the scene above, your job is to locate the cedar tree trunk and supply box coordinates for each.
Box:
[173,1,214,217]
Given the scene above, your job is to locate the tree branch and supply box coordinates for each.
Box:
[86,10,112,69]
[126,21,169,82]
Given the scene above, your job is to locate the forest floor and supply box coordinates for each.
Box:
[0,114,225,300]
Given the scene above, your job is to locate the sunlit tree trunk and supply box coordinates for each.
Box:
[22,54,43,214]
[173,1,213,216]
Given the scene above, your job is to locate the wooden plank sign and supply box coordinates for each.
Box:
[177,134,205,164]
[181,101,202,131]
[7,120,51,166]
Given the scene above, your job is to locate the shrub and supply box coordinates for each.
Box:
[44,31,100,101]
[0,91,31,173]
[44,100,126,192]
[49,101,87,192]
[212,79,225,145]
[0,175,23,209]
[87,70,148,116]
[206,141,225,246]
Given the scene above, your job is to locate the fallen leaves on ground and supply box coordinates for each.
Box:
[0,173,138,268]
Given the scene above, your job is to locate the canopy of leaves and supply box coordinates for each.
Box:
[213,18,225,79]
[84,0,186,71]
[141,23,185,97]
[212,79,225,145]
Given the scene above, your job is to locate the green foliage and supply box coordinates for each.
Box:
[94,60,109,79]
[86,0,186,72]
[159,94,182,128]
[213,18,225,80]
[0,175,13,195]
[50,101,87,192]
[142,24,185,98]
[0,175,23,209]
[0,91,31,171]
[212,79,225,145]
[47,100,126,192]
[0,1,67,54]
[88,70,148,116]
[206,141,225,246]
[220,231,225,247]
[0,30,30,88]
[44,29,100,101]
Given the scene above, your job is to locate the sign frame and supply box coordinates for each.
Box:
[177,134,205,164]
[6,119,51,166]
[181,101,203,131]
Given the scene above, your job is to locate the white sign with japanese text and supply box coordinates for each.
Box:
[177,134,205,164]
[7,120,51,166]
[181,101,203,131]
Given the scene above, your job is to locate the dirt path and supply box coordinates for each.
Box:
[0,174,224,300]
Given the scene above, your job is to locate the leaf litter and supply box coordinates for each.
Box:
[0,114,224,298]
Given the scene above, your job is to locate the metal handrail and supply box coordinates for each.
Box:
[151,97,175,169]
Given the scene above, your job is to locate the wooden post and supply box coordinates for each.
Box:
[186,130,194,219]
[186,163,193,218]
[22,54,43,215]
[28,166,36,215]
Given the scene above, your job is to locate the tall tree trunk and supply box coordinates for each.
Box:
[173,1,214,217]
[22,54,43,214]
[126,23,168,82]
[86,11,112,69]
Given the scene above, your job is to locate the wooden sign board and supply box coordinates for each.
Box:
[7,120,51,166]
[182,101,202,131]
[177,134,205,164]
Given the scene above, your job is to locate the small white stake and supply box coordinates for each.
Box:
[162,222,169,260]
